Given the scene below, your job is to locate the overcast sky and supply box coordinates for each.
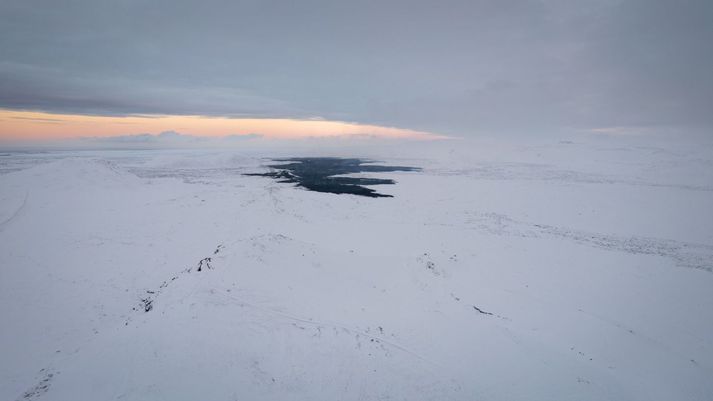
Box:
[1,0,712,138]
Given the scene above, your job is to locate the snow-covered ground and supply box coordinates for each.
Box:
[1,137,712,400]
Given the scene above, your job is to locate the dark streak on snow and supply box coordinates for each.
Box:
[472,305,494,316]
[451,292,508,320]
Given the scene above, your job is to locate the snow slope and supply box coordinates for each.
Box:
[1,138,712,400]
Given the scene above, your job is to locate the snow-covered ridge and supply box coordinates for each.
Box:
[6,158,140,189]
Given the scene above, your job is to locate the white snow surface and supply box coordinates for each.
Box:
[1,138,712,400]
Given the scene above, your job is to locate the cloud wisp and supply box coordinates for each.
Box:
[0,110,446,147]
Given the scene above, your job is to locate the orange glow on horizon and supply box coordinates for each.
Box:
[0,110,445,141]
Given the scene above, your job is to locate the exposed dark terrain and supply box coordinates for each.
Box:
[246,157,420,197]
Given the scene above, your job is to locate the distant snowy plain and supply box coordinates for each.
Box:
[1,137,712,400]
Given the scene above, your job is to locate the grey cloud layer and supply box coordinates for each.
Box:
[1,0,711,136]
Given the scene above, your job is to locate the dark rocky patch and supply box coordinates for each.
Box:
[127,246,222,322]
[141,297,153,312]
[18,369,56,400]
[246,157,419,198]
[196,257,212,272]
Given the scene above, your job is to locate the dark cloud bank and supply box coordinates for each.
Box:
[1,0,712,138]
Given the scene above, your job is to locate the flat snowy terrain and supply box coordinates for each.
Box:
[1,138,712,400]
